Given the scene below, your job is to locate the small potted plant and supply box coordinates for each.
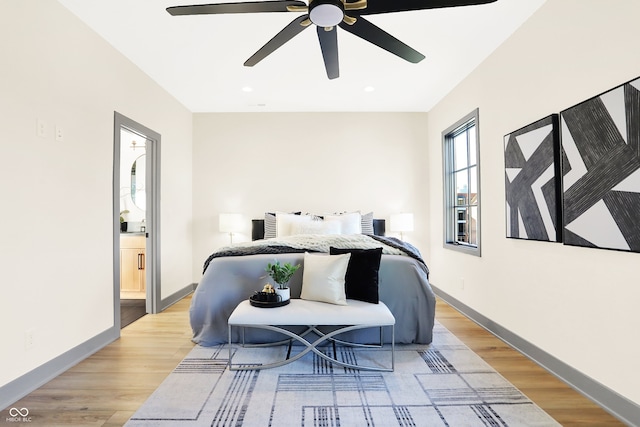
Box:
[120,210,130,232]
[265,260,300,302]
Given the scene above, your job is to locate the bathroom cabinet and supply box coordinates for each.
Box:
[120,234,146,296]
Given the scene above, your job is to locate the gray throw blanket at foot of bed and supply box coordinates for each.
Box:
[203,234,428,274]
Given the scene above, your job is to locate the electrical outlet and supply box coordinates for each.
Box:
[55,125,64,142]
[25,328,35,350]
[460,277,465,290]
[36,119,47,138]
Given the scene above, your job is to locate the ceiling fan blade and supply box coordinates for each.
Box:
[317,27,339,79]
[358,0,496,15]
[167,1,306,15]
[339,17,425,63]
[244,15,310,67]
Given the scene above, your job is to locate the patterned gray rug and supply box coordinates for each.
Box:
[126,323,560,426]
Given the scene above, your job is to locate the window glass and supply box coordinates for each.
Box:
[454,133,468,171]
[456,208,469,244]
[455,170,468,204]
[469,126,477,165]
[469,166,478,196]
[469,206,478,246]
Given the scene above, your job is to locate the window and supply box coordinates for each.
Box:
[442,109,480,256]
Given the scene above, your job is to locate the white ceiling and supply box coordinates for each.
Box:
[57,0,546,112]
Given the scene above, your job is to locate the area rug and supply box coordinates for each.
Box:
[126,322,560,426]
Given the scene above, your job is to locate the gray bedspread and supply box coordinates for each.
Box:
[191,236,436,346]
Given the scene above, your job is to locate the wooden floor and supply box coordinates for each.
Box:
[8,295,625,426]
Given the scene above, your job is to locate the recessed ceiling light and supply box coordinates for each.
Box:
[242,86,253,92]
[364,86,375,92]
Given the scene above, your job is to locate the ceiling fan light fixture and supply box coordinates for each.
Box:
[309,0,345,27]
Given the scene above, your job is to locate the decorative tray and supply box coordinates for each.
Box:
[249,296,290,308]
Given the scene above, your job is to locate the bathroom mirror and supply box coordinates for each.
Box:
[131,154,146,211]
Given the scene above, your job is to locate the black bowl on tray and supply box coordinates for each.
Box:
[250,291,289,308]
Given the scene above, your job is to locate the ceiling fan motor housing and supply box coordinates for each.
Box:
[309,0,345,27]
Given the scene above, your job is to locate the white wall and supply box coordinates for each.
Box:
[0,1,193,390]
[426,0,640,406]
[192,112,429,278]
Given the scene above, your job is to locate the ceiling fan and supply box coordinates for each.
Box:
[167,0,497,79]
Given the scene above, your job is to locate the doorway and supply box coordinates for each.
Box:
[113,112,161,330]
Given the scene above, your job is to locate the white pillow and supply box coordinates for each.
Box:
[324,212,362,235]
[276,212,312,237]
[300,252,351,305]
[290,219,341,235]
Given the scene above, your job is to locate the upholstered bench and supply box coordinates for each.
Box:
[228,299,395,372]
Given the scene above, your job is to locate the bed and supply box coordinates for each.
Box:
[190,214,436,346]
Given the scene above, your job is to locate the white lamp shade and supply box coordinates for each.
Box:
[390,213,414,232]
[219,213,244,233]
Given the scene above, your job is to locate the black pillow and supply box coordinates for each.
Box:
[329,247,382,304]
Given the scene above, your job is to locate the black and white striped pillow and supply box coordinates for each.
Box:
[361,211,374,235]
[264,212,277,239]
[264,212,302,239]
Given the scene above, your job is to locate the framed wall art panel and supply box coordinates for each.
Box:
[504,114,562,242]
[560,76,640,252]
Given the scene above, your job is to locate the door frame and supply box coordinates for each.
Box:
[113,112,161,323]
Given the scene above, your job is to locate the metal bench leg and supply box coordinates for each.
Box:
[228,323,394,372]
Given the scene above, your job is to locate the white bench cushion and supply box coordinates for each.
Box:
[228,299,395,327]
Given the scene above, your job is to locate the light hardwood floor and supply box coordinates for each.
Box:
[7,295,625,426]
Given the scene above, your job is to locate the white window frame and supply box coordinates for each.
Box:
[442,108,481,256]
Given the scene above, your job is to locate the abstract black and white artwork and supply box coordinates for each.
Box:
[560,76,640,252]
[504,115,562,242]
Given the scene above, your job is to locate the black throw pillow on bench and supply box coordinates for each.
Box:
[329,247,383,304]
